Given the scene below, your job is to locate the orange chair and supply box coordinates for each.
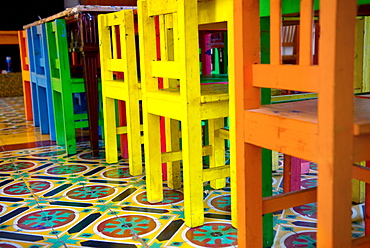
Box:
[18,30,33,121]
[234,0,366,247]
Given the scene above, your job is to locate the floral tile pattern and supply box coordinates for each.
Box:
[0,97,366,247]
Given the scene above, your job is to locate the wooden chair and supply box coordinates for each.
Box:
[45,19,101,155]
[18,30,33,121]
[234,0,370,246]
[98,10,143,176]
[138,0,230,227]
[26,25,56,141]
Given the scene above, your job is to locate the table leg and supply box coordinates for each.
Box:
[82,51,100,157]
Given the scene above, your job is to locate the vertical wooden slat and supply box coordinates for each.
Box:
[366,161,370,235]
[317,0,357,246]
[138,0,164,202]
[354,18,364,91]
[111,25,118,60]
[260,16,274,247]
[234,0,261,245]
[283,154,292,193]
[299,0,313,66]
[270,0,281,65]
[362,17,370,92]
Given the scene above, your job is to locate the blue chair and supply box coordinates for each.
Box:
[27,24,56,141]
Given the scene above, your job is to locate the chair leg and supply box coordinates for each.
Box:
[290,156,302,191]
[52,91,66,146]
[209,118,226,189]
[126,98,142,176]
[104,97,118,163]
[182,116,204,227]
[31,82,39,127]
[239,143,263,247]
[118,100,129,159]
[166,118,181,189]
[144,113,163,203]
[24,81,33,121]
[62,91,77,155]
[38,87,49,135]
[46,87,56,141]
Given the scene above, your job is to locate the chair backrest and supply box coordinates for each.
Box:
[45,19,73,83]
[27,24,50,81]
[98,9,138,87]
[18,30,30,75]
[138,0,200,101]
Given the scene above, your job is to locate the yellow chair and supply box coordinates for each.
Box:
[98,9,143,176]
[138,0,230,227]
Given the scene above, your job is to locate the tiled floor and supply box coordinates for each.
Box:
[0,97,366,247]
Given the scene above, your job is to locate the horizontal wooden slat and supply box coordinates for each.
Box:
[354,123,370,135]
[161,145,212,163]
[201,94,229,103]
[74,120,89,129]
[198,0,232,25]
[161,150,182,163]
[244,110,318,162]
[203,165,230,182]
[352,234,370,247]
[200,100,229,120]
[352,164,370,183]
[199,22,227,31]
[253,64,319,92]
[71,82,85,93]
[74,113,88,121]
[147,98,183,120]
[117,126,128,135]
[215,128,229,140]
[148,0,178,15]
[117,125,143,135]
[262,187,317,214]
[109,59,126,72]
[0,31,18,45]
[151,61,180,79]
[271,93,318,102]
[106,11,126,26]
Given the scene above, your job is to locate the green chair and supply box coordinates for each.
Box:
[45,19,102,155]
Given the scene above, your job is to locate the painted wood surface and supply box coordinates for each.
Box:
[0,31,18,45]
[18,30,33,121]
[45,19,99,154]
[138,0,231,228]
[98,10,143,176]
[235,0,363,246]
[27,24,56,141]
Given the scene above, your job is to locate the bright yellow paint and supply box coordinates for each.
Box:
[98,10,143,176]
[138,0,232,227]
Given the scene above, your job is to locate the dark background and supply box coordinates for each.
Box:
[0,0,65,72]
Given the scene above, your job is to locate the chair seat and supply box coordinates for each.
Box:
[244,98,370,163]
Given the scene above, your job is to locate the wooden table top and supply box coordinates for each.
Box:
[23,5,137,29]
